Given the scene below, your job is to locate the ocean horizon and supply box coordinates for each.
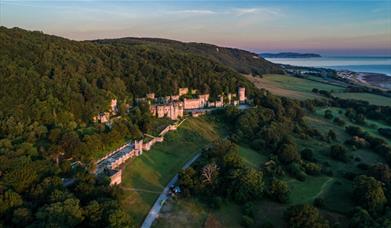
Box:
[265,56,391,76]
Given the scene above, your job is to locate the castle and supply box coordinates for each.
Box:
[93,86,247,185]
[149,87,246,120]
[94,87,247,123]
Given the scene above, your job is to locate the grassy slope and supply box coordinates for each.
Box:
[119,117,221,224]
[245,74,345,100]
[246,74,391,107]
[333,92,391,106]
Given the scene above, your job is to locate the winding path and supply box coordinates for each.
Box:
[141,152,201,228]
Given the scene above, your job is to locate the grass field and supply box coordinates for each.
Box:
[245,74,345,100]
[245,74,390,107]
[119,117,221,225]
[238,145,268,168]
[333,92,391,106]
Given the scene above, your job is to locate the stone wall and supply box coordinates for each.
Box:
[109,169,122,186]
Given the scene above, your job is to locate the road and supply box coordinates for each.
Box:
[141,152,201,228]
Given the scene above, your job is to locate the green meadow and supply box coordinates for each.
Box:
[246,74,345,100]
[333,92,391,106]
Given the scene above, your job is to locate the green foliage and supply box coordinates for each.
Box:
[267,179,290,203]
[353,175,387,212]
[35,198,84,227]
[329,144,349,162]
[284,204,329,228]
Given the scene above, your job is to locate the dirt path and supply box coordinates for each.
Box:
[312,177,334,199]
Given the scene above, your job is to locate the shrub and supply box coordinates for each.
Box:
[303,162,321,176]
[242,202,255,217]
[329,144,349,162]
[267,179,289,203]
[353,175,387,212]
[313,197,325,208]
[284,204,329,228]
[324,110,333,119]
[241,215,254,227]
[301,148,314,162]
[333,117,345,126]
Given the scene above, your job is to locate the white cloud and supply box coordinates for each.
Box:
[169,9,217,15]
[232,7,281,17]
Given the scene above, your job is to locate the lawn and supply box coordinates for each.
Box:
[287,176,334,205]
[238,145,268,168]
[333,92,391,106]
[119,117,221,225]
[245,74,345,100]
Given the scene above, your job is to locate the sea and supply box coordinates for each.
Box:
[264,56,391,76]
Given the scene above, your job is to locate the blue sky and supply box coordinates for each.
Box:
[1,0,390,55]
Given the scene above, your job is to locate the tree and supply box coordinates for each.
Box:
[284,204,329,228]
[12,207,32,226]
[329,144,348,162]
[301,148,314,162]
[36,198,84,227]
[349,207,375,228]
[278,142,300,164]
[0,190,23,215]
[268,179,289,203]
[327,130,337,141]
[368,164,391,184]
[201,163,219,185]
[228,168,264,203]
[106,209,133,228]
[353,175,387,212]
[324,110,333,119]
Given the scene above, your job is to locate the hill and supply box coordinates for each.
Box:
[261,52,321,58]
[0,26,257,125]
[94,37,283,76]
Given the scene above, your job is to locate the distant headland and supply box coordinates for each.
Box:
[260,52,321,58]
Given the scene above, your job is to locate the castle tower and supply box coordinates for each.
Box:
[111,99,118,114]
[238,87,246,103]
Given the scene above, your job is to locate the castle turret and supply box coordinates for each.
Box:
[238,87,246,103]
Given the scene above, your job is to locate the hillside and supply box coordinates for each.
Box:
[0,26,256,125]
[94,37,283,76]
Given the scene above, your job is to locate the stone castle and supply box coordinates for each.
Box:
[93,86,247,185]
[149,87,246,120]
[94,87,246,122]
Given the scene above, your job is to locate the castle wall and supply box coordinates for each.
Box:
[150,102,184,120]
[184,98,207,109]
[110,169,122,186]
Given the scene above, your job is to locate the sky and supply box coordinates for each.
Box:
[1,0,391,56]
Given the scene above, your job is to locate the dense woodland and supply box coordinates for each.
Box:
[94,37,283,76]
